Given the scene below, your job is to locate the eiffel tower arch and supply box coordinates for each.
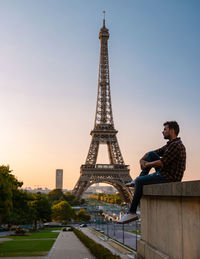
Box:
[73,13,133,203]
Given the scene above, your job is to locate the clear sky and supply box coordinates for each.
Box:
[0,0,199,190]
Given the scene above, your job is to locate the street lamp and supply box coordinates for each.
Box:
[136,220,137,250]
[122,224,124,244]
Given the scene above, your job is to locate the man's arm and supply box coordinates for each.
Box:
[140,153,148,170]
[143,160,163,169]
[140,151,164,170]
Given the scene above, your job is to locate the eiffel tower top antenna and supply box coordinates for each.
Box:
[103,10,105,27]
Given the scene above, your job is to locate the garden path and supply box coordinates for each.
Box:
[47,231,95,259]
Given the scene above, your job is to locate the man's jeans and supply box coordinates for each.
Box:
[129,151,168,213]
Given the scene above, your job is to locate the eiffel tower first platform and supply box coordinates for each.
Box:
[73,14,133,203]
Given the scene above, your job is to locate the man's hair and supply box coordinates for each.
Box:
[163,121,180,136]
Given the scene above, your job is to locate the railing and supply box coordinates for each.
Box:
[91,221,140,251]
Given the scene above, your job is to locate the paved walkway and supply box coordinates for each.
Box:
[0,231,14,237]
[47,231,95,259]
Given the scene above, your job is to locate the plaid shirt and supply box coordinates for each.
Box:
[153,137,186,182]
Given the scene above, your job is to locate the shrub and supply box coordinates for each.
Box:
[12,228,29,236]
[71,226,121,259]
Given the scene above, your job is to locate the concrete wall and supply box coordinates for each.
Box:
[137,180,200,259]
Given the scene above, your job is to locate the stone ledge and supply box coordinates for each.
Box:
[137,240,169,259]
[143,180,200,197]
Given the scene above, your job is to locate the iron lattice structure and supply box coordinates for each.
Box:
[73,16,133,203]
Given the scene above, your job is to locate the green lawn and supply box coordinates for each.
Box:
[0,240,55,257]
[0,228,60,257]
[1,227,61,239]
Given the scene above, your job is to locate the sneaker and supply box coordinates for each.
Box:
[117,212,138,224]
[125,179,136,187]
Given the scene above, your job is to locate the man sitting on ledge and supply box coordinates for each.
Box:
[117,121,186,224]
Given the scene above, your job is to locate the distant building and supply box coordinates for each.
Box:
[22,187,51,194]
[56,169,63,189]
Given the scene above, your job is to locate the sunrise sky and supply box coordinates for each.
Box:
[0,0,199,189]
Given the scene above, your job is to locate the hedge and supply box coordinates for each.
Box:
[71,226,121,259]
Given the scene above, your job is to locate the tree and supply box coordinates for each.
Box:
[65,192,82,206]
[52,201,75,223]
[48,189,65,203]
[0,165,22,224]
[30,193,51,229]
[7,190,35,226]
[77,209,91,222]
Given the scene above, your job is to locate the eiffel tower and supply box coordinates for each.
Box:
[73,13,133,203]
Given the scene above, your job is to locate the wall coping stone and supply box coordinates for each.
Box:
[143,180,200,197]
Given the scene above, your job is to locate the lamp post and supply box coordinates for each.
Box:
[136,220,137,250]
[122,224,124,244]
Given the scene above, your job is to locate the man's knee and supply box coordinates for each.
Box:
[146,151,159,161]
[135,176,143,186]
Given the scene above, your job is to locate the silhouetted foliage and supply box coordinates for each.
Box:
[7,191,35,225]
[0,165,23,224]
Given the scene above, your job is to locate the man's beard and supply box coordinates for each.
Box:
[164,135,170,139]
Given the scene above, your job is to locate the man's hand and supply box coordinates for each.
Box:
[141,161,152,169]
[140,159,147,170]
[144,161,151,168]
[140,152,163,171]
[140,153,148,169]
[144,160,163,169]
[140,158,163,170]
